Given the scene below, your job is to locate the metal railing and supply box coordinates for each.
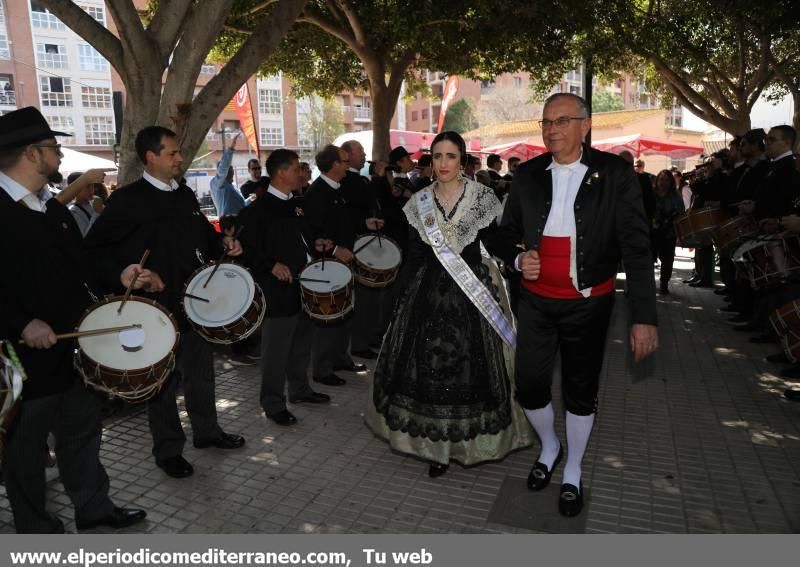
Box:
[0,90,15,105]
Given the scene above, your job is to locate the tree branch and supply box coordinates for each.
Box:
[335,0,368,49]
[38,0,125,73]
[248,0,279,15]
[104,0,147,50]
[147,0,193,60]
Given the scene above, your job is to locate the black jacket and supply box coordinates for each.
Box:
[238,192,314,317]
[498,147,657,325]
[340,170,378,238]
[303,176,357,250]
[0,190,96,398]
[752,155,800,220]
[84,178,223,329]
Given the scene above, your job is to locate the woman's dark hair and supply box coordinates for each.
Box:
[655,169,675,193]
[431,131,467,166]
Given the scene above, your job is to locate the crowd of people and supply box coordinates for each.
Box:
[1,94,797,534]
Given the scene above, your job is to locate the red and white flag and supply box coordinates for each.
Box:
[234,84,259,154]
[437,76,460,132]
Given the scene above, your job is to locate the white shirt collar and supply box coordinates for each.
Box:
[267,185,292,201]
[347,167,361,174]
[0,171,46,211]
[772,150,793,162]
[143,171,179,192]
[319,173,340,189]
[547,152,584,171]
[393,171,409,179]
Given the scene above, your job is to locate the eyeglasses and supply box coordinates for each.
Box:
[249,165,261,170]
[33,143,63,155]
[538,116,586,129]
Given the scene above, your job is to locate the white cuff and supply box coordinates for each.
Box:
[514,252,523,271]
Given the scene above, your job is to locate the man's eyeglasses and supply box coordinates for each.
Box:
[249,165,261,170]
[33,143,63,155]
[538,116,586,129]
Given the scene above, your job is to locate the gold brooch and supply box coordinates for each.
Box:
[294,207,304,216]
[585,171,601,186]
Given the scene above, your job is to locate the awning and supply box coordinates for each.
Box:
[481,140,547,161]
[59,147,117,175]
[591,134,704,159]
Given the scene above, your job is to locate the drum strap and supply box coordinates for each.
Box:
[415,191,516,349]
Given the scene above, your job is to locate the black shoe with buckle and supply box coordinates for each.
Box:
[193,432,245,449]
[76,507,147,531]
[428,462,448,478]
[156,455,194,478]
[333,362,368,374]
[266,409,297,426]
[527,444,563,491]
[558,482,584,517]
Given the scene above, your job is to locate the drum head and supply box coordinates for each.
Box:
[78,299,177,370]
[732,240,764,262]
[354,235,402,270]
[300,260,351,292]
[184,263,256,327]
[0,344,23,415]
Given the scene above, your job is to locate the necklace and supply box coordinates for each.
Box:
[433,182,466,220]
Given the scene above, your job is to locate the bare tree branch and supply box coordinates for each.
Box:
[335,0,368,49]
[147,0,193,59]
[247,0,279,15]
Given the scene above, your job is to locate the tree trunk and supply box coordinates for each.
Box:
[793,92,800,153]
[370,84,394,162]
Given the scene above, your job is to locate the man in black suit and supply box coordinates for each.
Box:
[0,107,146,533]
[85,126,245,479]
[304,144,367,386]
[498,93,658,517]
[239,149,331,426]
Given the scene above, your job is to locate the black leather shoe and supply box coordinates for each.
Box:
[766,352,790,364]
[313,373,347,386]
[749,334,776,344]
[351,349,378,360]
[784,388,800,401]
[333,362,368,374]
[193,432,245,449]
[266,409,297,426]
[156,455,194,478]
[289,391,331,404]
[558,482,584,517]
[76,507,147,530]
[527,444,563,491]
[682,274,699,284]
[428,462,448,478]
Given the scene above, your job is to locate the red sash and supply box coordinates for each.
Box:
[522,236,614,299]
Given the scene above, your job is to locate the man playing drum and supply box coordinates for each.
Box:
[85,126,245,479]
[0,107,146,532]
[239,149,333,426]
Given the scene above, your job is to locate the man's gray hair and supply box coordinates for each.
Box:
[543,93,589,118]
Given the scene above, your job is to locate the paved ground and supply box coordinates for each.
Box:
[1,252,798,534]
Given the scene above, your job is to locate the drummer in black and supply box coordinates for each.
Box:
[0,107,146,532]
[239,149,332,426]
[85,126,245,479]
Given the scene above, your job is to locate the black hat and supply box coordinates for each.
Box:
[0,106,71,150]
[388,146,410,164]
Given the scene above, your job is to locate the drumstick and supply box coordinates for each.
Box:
[353,235,377,255]
[204,226,244,288]
[118,249,150,314]
[296,277,331,284]
[377,229,383,248]
[183,293,210,303]
[18,324,142,345]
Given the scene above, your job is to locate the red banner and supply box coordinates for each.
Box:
[234,84,259,154]
[438,75,460,132]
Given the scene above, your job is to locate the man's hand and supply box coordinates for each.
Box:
[120,264,165,292]
[79,168,112,186]
[272,262,292,283]
[373,161,388,177]
[334,247,354,263]
[781,214,800,233]
[314,238,333,252]
[518,250,541,281]
[365,218,385,231]
[630,324,658,362]
[229,131,242,150]
[21,319,57,349]
[223,236,242,257]
[738,200,755,215]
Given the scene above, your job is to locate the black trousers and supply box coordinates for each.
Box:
[2,380,115,533]
[311,318,354,378]
[147,330,222,461]
[351,283,383,352]
[516,288,615,415]
[260,313,314,415]
[694,245,715,284]
[653,235,677,285]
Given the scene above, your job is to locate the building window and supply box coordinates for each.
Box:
[513,76,522,88]
[78,44,108,72]
[39,76,72,107]
[421,108,429,120]
[37,43,68,69]
[46,115,76,144]
[81,86,111,108]
[79,4,105,24]
[84,115,115,145]
[0,3,9,60]
[258,88,282,115]
[260,127,283,146]
[200,64,216,75]
[30,1,66,30]
[411,110,419,121]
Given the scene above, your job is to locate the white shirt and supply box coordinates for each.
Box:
[143,171,179,192]
[772,150,793,162]
[319,173,340,189]
[544,156,588,236]
[0,171,47,212]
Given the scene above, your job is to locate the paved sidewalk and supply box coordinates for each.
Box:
[1,253,798,533]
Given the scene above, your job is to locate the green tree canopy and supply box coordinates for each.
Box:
[592,91,624,113]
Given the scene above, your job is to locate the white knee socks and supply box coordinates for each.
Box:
[563,411,595,490]
[524,403,560,468]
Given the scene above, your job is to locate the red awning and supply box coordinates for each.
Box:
[481,140,548,161]
[591,134,704,159]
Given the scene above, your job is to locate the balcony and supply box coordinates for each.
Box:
[0,90,15,106]
[353,106,371,121]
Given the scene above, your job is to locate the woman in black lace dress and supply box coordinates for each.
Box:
[365,132,533,477]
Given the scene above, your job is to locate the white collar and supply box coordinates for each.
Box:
[143,171,179,191]
[0,171,42,204]
[267,185,292,201]
[319,173,340,189]
[772,150,793,162]
[547,152,584,171]
[393,171,409,179]
[347,167,361,174]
